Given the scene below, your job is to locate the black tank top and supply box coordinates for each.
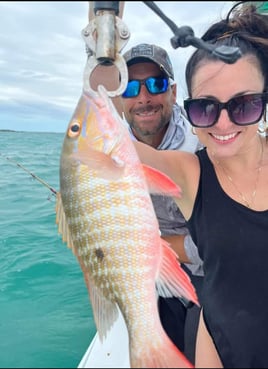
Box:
[187,148,268,368]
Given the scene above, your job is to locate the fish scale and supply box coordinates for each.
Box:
[56,85,198,368]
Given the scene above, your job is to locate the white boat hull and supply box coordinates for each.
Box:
[78,310,130,368]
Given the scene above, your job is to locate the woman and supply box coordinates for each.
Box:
[134,3,268,368]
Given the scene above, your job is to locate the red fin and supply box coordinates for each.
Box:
[156,238,199,306]
[142,164,182,198]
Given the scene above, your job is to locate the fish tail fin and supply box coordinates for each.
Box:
[130,334,194,368]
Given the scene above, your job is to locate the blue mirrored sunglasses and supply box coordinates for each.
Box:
[122,77,169,98]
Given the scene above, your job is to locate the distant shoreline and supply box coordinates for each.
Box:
[0,129,64,134]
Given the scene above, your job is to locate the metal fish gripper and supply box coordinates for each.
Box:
[81,6,130,98]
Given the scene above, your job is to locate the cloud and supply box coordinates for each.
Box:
[0,1,234,132]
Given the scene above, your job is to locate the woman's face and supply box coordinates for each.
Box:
[191,57,265,158]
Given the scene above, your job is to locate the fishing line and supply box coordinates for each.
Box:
[0,153,58,198]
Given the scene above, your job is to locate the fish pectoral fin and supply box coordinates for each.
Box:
[55,192,76,253]
[156,238,199,306]
[142,164,182,198]
[71,148,125,180]
[85,274,120,342]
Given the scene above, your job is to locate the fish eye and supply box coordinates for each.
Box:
[68,121,81,138]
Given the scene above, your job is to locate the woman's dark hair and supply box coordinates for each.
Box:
[185,3,268,97]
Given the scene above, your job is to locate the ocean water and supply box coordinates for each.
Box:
[0,131,96,368]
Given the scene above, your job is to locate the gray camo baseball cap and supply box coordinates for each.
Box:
[123,43,174,80]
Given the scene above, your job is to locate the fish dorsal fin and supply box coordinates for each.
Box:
[156,238,199,306]
[55,192,76,254]
[142,164,182,198]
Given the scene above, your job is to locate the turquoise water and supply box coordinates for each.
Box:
[0,132,96,368]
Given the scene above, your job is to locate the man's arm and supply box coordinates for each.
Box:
[163,233,204,276]
[163,234,190,263]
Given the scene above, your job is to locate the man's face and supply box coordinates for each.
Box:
[121,62,177,146]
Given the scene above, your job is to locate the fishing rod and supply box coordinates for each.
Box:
[92,1,242,65]
[142,1,242,64]
[0,153,58,197]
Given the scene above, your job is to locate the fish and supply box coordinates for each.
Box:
[55,85,199,368]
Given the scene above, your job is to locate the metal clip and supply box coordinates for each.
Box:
[81,16,130,98]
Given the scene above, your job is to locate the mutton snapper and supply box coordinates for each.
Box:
[56,85,199,368]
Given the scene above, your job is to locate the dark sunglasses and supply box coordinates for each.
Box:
[183,93,268,128]
[122,77,169,98]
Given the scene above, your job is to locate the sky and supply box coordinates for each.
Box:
[0,1,235,133]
